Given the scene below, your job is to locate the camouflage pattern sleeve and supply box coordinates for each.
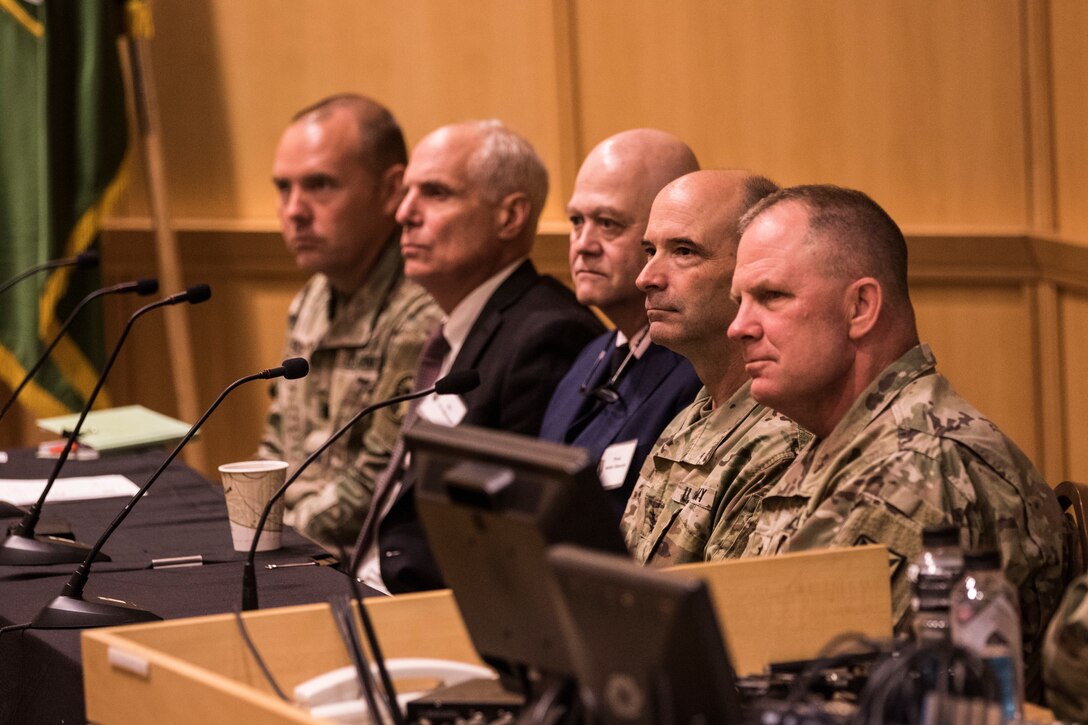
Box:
[741,345,1064,701]
[621,383,809,566]
[1043,574,1088,722]
[255,284,309,465]
[621,399,695,555]
[297,290,442,549]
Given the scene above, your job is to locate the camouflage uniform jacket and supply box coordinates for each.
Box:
[621,381,810,565]
[258,239,441,550]
[741,344,1064,697]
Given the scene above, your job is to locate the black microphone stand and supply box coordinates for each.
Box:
[241,371,477,725]
[29,359,308,629]
[0,250,99,297]
[241,370,481,611]
[0,285,211,566]
[0,279,158,425]
[0,279,158,519]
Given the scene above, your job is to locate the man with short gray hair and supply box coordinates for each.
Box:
[354,120,603,594]
[728,184,1064,698]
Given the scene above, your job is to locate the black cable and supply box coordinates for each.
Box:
[231,609,289,702]
[329,595,384,723]
[344,558,406,725]
[782,630,884,712]
[0,622,31,637]
[855,640,1000,725]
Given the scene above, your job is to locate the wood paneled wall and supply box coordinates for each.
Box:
[11,0,1085,484]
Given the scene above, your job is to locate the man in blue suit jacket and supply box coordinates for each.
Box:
[540,130,702,518]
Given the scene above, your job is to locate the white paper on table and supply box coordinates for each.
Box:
[0,475,139,506]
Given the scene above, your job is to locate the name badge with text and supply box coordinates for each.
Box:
[597,439,638,490]
[418,393,467,427]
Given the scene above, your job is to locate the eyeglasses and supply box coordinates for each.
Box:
[578,328,648,405]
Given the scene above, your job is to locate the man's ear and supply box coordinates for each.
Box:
[495,192,532,240]
[846,277,882,340]
[379,164,406,216]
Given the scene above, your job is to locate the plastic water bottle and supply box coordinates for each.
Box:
[951,549,1023,722]
[908,525,965,645]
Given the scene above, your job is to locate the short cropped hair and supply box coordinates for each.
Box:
[733,174,780,242]
[739,184,910,303]
[291,93,408,173]
[463,120,549,233]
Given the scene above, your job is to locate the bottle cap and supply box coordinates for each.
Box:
[963,549,1002,570]
[921,525,961,547]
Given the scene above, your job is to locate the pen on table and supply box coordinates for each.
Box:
[265,555,337,570]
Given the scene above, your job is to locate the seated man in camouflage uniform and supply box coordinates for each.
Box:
[621,170,810,565]
[728,184,1064,698]
[258,95,441,550]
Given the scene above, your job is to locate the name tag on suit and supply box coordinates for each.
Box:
[417,393,467,427]
[597,439,638,490]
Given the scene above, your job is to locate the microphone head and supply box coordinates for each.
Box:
[260,357,309,380]
[184,284,212,304]
[134,278,159,295]
[434,370,480,395]
[280,357,309,380]
[75,250,100,269]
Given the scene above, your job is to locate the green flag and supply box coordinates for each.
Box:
[0,0,129,418]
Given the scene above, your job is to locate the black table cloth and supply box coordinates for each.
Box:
[0,447,363,724]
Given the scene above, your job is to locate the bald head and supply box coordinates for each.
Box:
[567,129,699,335]
[575,129,699,216]
[637,170,779,398]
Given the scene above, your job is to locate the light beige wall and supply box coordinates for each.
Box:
[572,0,1030,229]
[68,0,1087,483]
[1051,0,1088,241]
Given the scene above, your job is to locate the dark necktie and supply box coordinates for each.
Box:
[566,339,628,443]
[414,325,450,397]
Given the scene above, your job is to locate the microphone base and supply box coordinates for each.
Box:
[0,531,110,566]
[31,593,162,630]
[0,500,26,518]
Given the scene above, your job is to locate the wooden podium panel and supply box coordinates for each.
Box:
[668,545,894,675]
[82,591,480,725]
[82,548,893,723]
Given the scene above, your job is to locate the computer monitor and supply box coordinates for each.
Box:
[546,544,745,725]
[404,420,628,676]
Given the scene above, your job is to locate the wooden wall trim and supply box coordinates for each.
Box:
[1032,280,1065,481]
[1021,0,1059,232]
[102,223,1088,290]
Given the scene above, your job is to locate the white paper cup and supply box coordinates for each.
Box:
[219,460,288,552]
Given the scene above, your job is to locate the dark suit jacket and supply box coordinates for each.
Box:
[376,260,604,593]
[539,331,702,520]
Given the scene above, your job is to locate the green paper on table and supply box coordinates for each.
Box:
[37,405,193,452]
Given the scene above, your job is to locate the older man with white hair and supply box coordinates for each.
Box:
[353,120,603,594]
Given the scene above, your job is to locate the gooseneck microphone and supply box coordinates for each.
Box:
[0,278,159,425]
[28,358,309,630]
[0,278,159,520]
[0,250,100,297]
[241,369,481,611]
[0,284,213,566]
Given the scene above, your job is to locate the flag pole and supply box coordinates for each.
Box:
[117,27,206,473]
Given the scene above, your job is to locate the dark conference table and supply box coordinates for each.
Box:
[0,447,360,724]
